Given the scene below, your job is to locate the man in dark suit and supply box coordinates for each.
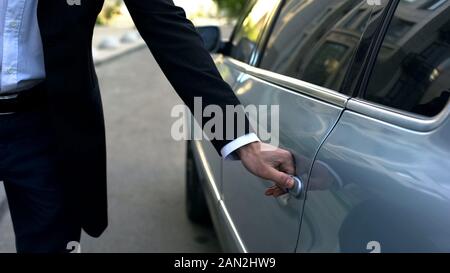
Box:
[0,0,295,252]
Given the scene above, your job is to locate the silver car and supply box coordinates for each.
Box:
[186,0,450,253]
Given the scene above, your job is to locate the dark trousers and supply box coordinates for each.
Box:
[0,108,81,253]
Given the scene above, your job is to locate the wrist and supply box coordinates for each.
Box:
[236,141,260,159]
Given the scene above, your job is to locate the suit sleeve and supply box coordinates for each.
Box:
[124,0,251,153]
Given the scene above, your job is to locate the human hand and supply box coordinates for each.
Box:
[236,142,296,197]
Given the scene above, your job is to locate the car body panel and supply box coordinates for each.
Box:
[297,104,450,252]
[221,58,345,252]
[188,54,248,252]
[193,55,243,193]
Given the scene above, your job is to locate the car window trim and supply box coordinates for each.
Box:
[227,0,257,49]
[224,56,349,107]
[251,0,286,67]
[346,98,450,132]
[357,0,400,99]
[340,1,391,96]
[225,0,283,65]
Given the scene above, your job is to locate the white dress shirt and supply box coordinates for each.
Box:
[0,0,45,94]
[0,0,259,157]
[220,133,259,159]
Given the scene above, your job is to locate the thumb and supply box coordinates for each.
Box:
[265,167,295,189]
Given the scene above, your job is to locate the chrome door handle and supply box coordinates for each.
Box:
[276,176,304,207]
[287,176,303,198]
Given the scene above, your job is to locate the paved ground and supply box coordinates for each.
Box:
[92,26,146,65]
[92,23,233,65]
[0,48,221,253]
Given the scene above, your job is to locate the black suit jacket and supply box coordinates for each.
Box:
[36,0,245,237]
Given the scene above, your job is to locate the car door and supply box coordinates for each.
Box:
[297,0,450,252]
[221,0,378,252]
[191,0,282,252]
[190,0,263,210]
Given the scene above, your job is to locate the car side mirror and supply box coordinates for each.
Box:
[196,26,222,53]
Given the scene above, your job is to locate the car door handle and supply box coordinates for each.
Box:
[277,176,304,206]
[287,176,303,198]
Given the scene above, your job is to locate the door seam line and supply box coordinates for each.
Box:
[294,98,349,252]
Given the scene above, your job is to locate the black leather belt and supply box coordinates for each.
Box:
[0,83,47,114]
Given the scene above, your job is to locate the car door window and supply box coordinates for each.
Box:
[260,0,378,91]
[364,0,450,117]
[229,0,279,64]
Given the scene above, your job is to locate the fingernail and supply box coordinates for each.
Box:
[287,177,295,189]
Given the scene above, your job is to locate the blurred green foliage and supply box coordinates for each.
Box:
[96,0,122,25]
[212,0,248,18]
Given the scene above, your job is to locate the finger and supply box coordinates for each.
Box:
[265,188,274,196]
[265,185,278,196]
[272,187,286,197]
[280,151,296,175]
[261,166,295,189]
[280,162,295,175]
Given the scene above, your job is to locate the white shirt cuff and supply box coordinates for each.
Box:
[220,133,260,160]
